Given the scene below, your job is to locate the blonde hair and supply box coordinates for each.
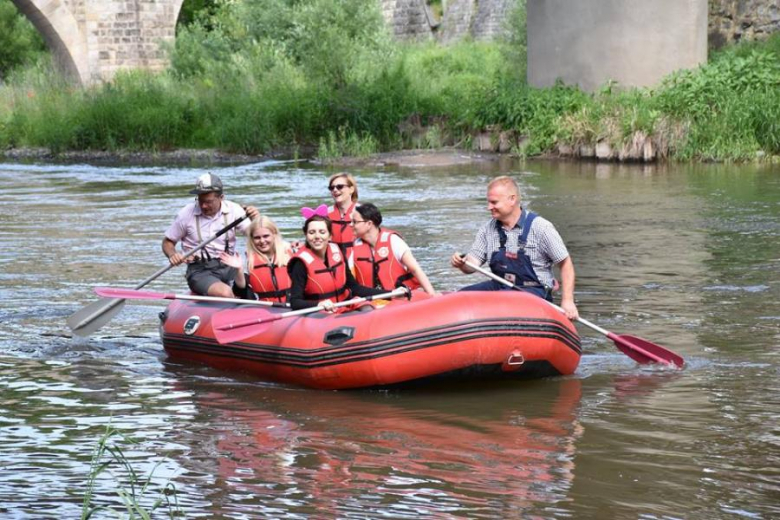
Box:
[328,172,359,202]
[246,216,291,268]
[488,175,520,199]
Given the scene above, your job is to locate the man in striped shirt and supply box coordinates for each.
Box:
[451,176,579,320]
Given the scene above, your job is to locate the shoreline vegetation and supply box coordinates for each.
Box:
[1,0,779,165]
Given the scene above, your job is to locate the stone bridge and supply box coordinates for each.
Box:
[11,0,184,85]
[11,0,742,91]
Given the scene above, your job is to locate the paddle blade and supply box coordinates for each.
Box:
[211,307,277,344]
[95,287,173,300]
[609,333,685,368]
[67,298,127,337]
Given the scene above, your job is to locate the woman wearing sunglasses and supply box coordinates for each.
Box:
[349,203,437,296]
[326,173,359,256]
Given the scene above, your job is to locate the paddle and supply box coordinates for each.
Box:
[461,258,684,368]
[212,287,409,344]
[94,287,289,308]
[68,214,249,337]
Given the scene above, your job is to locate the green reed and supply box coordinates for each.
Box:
[81,425,182,519]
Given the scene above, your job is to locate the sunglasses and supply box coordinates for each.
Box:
[328,183,349,192]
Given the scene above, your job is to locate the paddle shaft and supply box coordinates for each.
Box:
[94,287,288,307]
[216,288,407,331]
[463,259,682,366]
[70,214,248,332]
[462,259,609,330]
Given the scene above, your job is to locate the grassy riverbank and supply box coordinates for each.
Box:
[0,0,778,162]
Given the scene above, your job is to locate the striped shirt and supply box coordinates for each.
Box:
[468,211,569,288]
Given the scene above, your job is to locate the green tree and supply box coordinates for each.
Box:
[0,0,47,79]
[176,0,220,29]
[172,0,391,88]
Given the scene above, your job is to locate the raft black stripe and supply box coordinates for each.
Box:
[166,331,578,369]
[163,323,581,368]
[248,317,579,355]
[166,319,580,361]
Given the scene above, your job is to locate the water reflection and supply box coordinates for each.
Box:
[165,370,583,518]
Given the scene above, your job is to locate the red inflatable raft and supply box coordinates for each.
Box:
[159,291,581,390]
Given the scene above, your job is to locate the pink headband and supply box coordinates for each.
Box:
[301,204,329,219]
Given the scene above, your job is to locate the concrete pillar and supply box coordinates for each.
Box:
[527,0,708,92]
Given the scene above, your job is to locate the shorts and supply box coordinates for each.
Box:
[185,259,237,295]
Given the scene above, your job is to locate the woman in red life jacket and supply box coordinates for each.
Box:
[229,216,292,302]
[326,173,359,256]
[349,203,437,296]
[287,214,388,311]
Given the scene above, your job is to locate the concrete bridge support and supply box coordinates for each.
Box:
[11,0,185,85]
[527,0,708,92]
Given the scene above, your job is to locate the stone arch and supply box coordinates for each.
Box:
[10,0,88,83]
[10,0,188,85]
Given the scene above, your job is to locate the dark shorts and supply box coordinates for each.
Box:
[186,259,237,295]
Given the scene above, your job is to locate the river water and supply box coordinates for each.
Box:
[0,157,777,519]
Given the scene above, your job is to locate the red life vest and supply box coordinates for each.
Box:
[352,229,420,291]
[328,203,356,252]
[291,243,349,302]
[248,256,291,303]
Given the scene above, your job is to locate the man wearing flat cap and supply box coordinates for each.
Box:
[162,173,259,297]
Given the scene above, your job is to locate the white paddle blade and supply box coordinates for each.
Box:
[67,298,127,337]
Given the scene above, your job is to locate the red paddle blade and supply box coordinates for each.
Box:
[608,333,685,368]
[95,287,172,300]
[211,307,277,344]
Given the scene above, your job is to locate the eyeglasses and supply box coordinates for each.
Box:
[328,183,349,192]
[350,219,367,225]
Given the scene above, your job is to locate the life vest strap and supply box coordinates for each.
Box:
[395,272,415,286]
[304,285,348,301]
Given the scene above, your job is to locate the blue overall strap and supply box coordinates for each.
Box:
[519,211,537,247]
[519,210,551,297]
[496,210,532,251]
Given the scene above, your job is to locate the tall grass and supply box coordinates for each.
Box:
[317,126,378,161]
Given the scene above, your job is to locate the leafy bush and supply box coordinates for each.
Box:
[751,87,780,154]
[0,0,47,79]
[654,46,780,116]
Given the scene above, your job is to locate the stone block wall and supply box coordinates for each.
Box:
[709,0,780,49]
[471,0,514,40]
[438,0,473,43]
[13,0,183,84]
[82,0,179,82]
[381,0,435,40]
[382,0,515,42]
